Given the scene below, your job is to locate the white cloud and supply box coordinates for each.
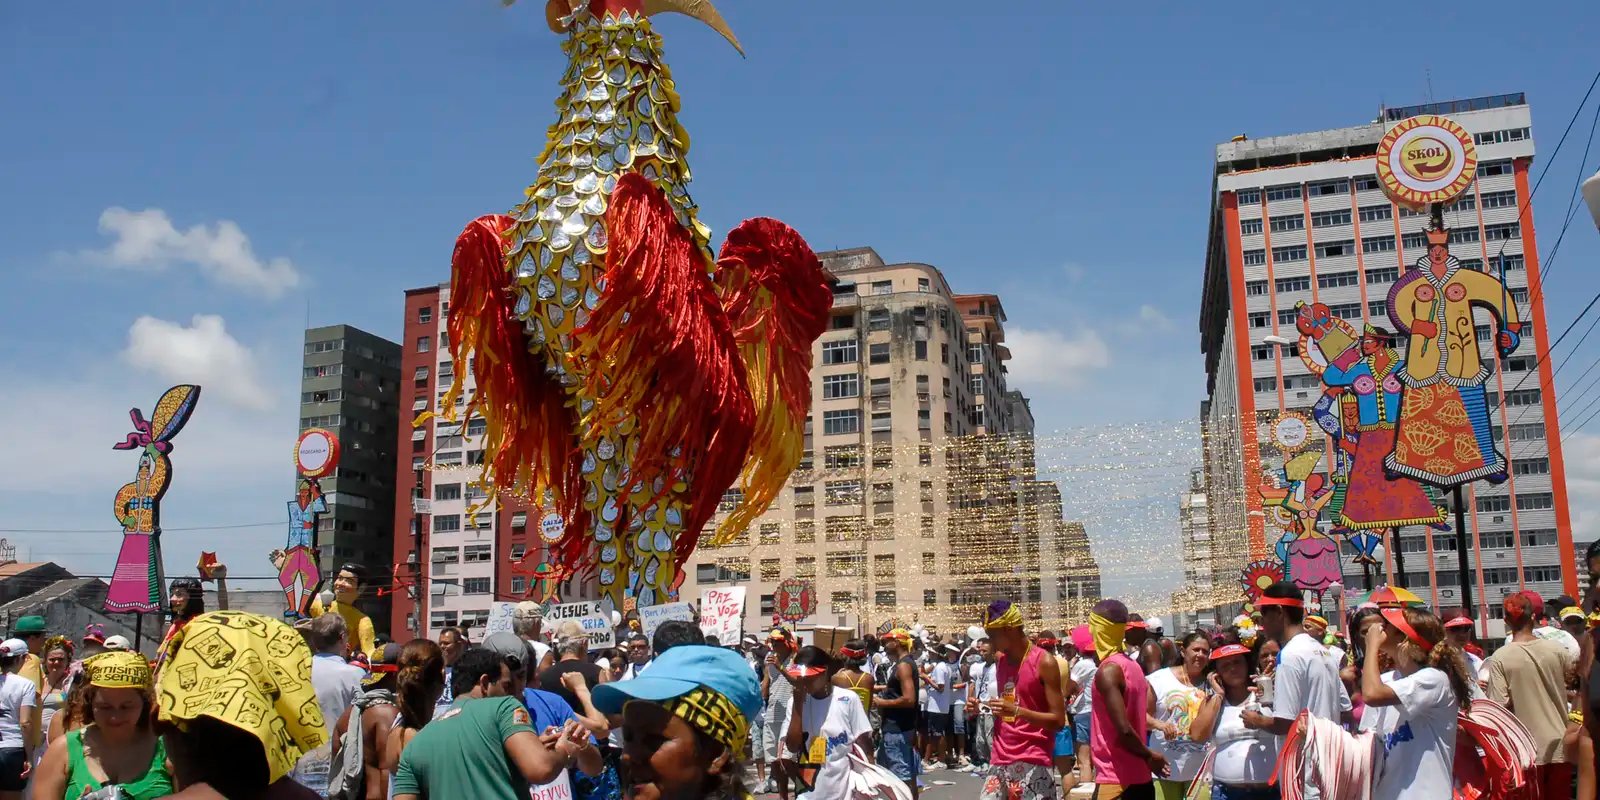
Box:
[1004,326,1112,390]
[1562,432,1600,538]
[86,207,301,297]
[1138,304,1175,332]
[1062,263,1087,284]
[122,315,272,410]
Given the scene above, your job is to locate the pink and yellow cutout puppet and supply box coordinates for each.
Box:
[108,385,200,614]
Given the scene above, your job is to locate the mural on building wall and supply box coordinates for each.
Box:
[108,384,201,613]
[432,0,832,608]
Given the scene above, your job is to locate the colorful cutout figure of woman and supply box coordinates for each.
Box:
[1385,227,1521,486]
[1258,452,1341,593]
[107,385,201,613]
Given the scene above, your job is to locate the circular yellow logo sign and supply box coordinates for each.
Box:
[1375,115,1477,209]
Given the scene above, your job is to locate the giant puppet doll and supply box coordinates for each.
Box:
[1374,115,1522,487]
[1296,303,1448,563]
[108,385,200,614]
[436,0,833,607]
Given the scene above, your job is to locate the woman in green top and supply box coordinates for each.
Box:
[32,651,173,800]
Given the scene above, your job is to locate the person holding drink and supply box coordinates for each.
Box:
[973,600,1065,800]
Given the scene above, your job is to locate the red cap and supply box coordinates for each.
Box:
[1442,616,1474,629]
[1211,644,1250,659]
[1126,621,1148,630]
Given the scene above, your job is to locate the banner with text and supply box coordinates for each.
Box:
[549,600,615,649]
[639,602,694,641]
[483,602,516,637]
[699,587,746,646]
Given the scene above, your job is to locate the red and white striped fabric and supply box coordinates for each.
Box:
[1453,698,1537,800]
[1273,711,1378,800]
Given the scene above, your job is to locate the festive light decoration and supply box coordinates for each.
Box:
[436,0,832,611]
[108,385,200,614]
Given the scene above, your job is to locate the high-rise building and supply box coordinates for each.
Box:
[1198,93,1576,634]
[1171,468,1219,627]
[299,325,402,633]
[388,286,597,640]
[680,247,1101,634]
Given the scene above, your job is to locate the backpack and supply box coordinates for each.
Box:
[327,690,396,800]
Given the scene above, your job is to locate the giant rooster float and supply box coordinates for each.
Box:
[440,0,832,607]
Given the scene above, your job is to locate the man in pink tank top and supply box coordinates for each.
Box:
[1089,599,1167,800]
[975,599,1064,800]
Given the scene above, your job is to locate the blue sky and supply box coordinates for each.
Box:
[3,3,1598,605]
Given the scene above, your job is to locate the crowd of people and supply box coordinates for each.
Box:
[0,561,1591,800]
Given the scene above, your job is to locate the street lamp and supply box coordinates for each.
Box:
[1583,168,1600,231]
[1262,335,1293,346]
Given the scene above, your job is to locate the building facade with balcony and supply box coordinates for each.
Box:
[299,325,400,634]
[680,247,1101,635]
[1197,94,1576,635]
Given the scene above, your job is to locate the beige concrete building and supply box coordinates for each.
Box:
[681,247,1101,636]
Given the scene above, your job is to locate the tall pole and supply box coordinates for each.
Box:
[1391,527,1409,588]
[1454,487,1474,619]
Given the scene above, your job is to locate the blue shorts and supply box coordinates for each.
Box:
[878,730,919,782]
[1073,713,1091,748]
[1054,726,1074,757]
[953,703,967,735]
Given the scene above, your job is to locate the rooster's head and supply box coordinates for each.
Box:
[507,0,743,54]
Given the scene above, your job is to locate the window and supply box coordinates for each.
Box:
[1315,240,1355,258]
[1492,389,1541,407]
[1317,270,1359,289]
[1236,189,1261,205]
[1277,308,1299,325]
[433,514,462,532]
[794,556,816,578]
[1251,345,1274,361]
[1273,245,1308,263]
[1269,215,1304,233]
[924,589,937,607]
[716,558,751,582]
[922,552,936,574]
[760,558,781,581]
[304,339,344,354]
[1480,190,1518,209]
[830,313,854,330]
[822,409,860,435]
[1522,529,1558,547]
[1248,312,1270,328]
[1245,280,1268,296]
[824,445,862,469]
[1242,250,1266,267]
[1275,276,1310,293]
[1354,175,1381,191]
[1512,457,1550,476]
[1362,236,1396,255]
[301,414,342,428]
[1240,218,1263,235]
[869,343,890,364]
[919,445,932,466]
[917,277,931,292]
[1449,227,1480,244]
[871,280,893,295]
[914,340,928,360]
[917,409,931,430]
[1525,565,1562,583]
[970,374,985,395]
[794,520,815,543]
[874,590,896,608]
[1326,302,1362,320]
[1358,205,1392,223]
[1484,223,1520,241]
[825,480,862,505]
[430,546,460,565]
[821,340,858,365]
[874,554,895,578]
[413,366,430,383]
[464,544,492,563]
[869,412,890,432]
[1311,209,1351,228]
[826,552,864,577]
[1265,184,1301,202]
[418,307,433,324]
[1517,493,1554,511]
[1253,377,1277,393]
[866,308,890,331]
[1507,422,1545,441]
[416,336,430,353]
[1474,128,1530,146]
[830,592,853,614]
[436,434,463,450]
[1366,265,1399,283]
[920,515,935,538]
[1368,300,1387,317]
[1308,179,1348,197]
[1476,495,1511,513]
[429,611,458,628]
[1480,531,1515,550]
[1477,160,1513,177]
[434,483,462,501]
[822,373,859,399]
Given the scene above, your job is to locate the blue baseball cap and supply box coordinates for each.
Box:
[592,644,761,724]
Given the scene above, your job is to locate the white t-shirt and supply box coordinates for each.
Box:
[0,675,34,749]
[784,687,872,800]
[1272,633,1352,734]
[922,662,954,713]
[1145,667,1209,782]
[1068,657,1096,716]
[969,661,997,712]
[1366,667,1459,800]
[528,639,553,670]
[1209,699,1278,786]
